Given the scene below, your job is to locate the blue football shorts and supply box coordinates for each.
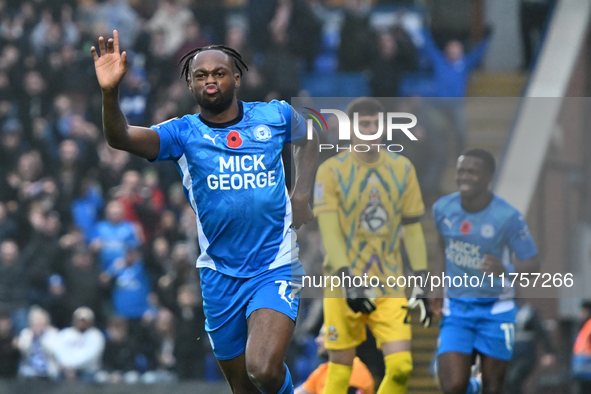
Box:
[438,298,517,361]
[200,261,304,360]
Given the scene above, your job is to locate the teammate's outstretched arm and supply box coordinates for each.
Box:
[91,30,160,160]
[291,127,319,229]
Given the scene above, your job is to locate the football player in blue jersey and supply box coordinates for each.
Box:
[430,149,538,394]
[91,30,319,394]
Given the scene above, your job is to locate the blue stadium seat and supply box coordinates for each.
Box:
[322,29,340,51]
[205,352,223,382]
[293,335,322,386]
[314,53,338,73]
[301,72,370,97]
[399,72,437,97]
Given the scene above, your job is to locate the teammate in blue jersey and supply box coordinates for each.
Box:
[91,31,319,394]
[430,149,538,394]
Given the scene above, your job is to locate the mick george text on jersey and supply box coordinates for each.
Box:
[207,155,278,190]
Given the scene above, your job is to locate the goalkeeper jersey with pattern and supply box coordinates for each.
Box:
[150,100,306,278]
[314,151,424,295]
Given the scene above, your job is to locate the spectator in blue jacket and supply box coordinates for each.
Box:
[90,199,140,272]
[408,27,492,153]
[71,176,104,243]
[420,29,491,98]
[100,245,153,322]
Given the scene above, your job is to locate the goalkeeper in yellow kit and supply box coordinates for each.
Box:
[313,98,431,394]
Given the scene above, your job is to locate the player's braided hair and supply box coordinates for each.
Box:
[178,45,248,84]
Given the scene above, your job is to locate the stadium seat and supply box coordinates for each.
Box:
[314,53,338,73]
[205,353,223,382]
[301,72,370,97]
[293,335,321,386]
[399,72,437,97]
[322,29,340,51]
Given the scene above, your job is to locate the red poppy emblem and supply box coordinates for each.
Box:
[227,130,243,148]
[460,220,471,235]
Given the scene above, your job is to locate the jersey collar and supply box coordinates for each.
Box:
[351,150,386,168]
[198,101,244,129]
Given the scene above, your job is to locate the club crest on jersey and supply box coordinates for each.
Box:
[481,224,494,238]
[369,187,380,203]
[254,124,272,141]
[226,130,243,148]
[460,220,471,235]
[328,326,338,341]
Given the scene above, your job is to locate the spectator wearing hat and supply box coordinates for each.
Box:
[49,307,105,381]
[44,274,70,330]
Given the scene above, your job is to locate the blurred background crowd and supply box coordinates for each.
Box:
[0,0,564,391]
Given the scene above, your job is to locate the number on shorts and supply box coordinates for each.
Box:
[500,322,515,351]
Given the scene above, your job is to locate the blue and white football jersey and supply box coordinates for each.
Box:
[150,100,307,278]
[433,192,538,301]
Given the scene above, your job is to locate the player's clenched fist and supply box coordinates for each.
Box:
[291,192,314,230]
[91,30,128,91]
[480,254,505,276]
[429,297,443,318]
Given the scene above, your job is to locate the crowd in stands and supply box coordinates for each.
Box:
[0,0,491,385]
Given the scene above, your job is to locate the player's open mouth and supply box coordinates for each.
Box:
[458,183,472,192]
